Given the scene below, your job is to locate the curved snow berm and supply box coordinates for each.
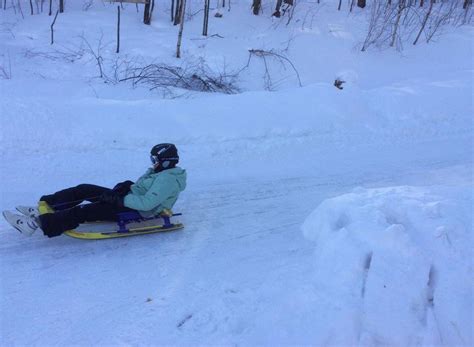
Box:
[302,185,472,346]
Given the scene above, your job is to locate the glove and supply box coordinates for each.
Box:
[112,180,134,197]
[100,191,124,208]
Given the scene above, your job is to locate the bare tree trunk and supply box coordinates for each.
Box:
[17,0,25,19]
[50,10,59,45]
[116,6,120,53]
[252,0,261,15]
[420,0,424,7]
[150,0,155,21]
[59,0,63,13]
[29,0,33,14]
[357,0,366,8]
[144,1,151,24]
[176,0,186,58]
[390,0,405,47]
[273,0,282,17]
[413,0,433,45]
[338,0,342,10]
[48,0,51,15]
[350,0,355,12]
[142,0,155,24]
[203,0,210,35]
[171,0,174,21]
[174,0,181,25]
[464,0,472,9]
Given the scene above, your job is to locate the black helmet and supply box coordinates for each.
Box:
[150,143,179,169]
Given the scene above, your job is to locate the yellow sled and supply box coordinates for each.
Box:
[38,201,184,240]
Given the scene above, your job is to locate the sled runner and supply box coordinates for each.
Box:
[38,201,184,240]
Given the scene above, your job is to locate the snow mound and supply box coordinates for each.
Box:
[302,185,472,346]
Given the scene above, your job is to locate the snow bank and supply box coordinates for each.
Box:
[1,0,472,187]
[302,185,473,346]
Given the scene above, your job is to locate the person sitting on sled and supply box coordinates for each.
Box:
[4,143,187,238]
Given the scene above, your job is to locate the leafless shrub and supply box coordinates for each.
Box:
[119,61,239,94]
[241,48,302,90]
[413,0,434,45]
[361,0,471,51]
[21,29,237,94]
[424,1,458,43]
[300,3,324,31]
[15,0,25,18]
[24,43,86,63]
[0,52,12,79]
[82,0,93,11]
[278,0,296,25]
[457,2,474,25]
[0,22,16,38]
[361,1,397,51]
[107,54,146,84]
[271,0,297,29]
[80,33,109,78]
[281,30,297,53]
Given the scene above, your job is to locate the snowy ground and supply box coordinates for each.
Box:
[0,1,473,346]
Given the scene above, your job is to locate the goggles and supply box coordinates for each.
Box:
[150,155,179,165]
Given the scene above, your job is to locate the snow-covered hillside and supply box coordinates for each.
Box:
[0,1,472,345]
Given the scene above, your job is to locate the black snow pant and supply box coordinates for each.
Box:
[39,184,134,238]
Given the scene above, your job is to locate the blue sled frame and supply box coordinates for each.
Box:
[117,211,183,233]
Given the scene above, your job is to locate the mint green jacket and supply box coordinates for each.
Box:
[123,167,187,217]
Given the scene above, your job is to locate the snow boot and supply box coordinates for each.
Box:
[2,211,40,236]
[16,205,40,219]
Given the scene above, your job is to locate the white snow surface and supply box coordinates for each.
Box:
[302,185,472,345]
[0,1,473,346]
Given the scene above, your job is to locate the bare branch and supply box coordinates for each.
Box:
[243,49,302,89]
[119,62,239,94]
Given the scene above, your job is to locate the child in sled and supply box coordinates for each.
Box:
[3,144,186,238]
